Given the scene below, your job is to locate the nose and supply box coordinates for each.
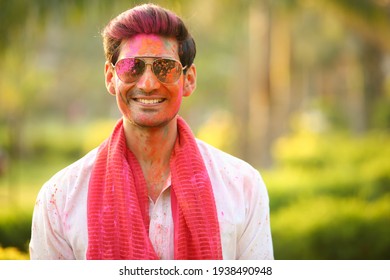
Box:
[136,64,160,93]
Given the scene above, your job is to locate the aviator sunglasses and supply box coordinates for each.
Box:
[112,57,187,84]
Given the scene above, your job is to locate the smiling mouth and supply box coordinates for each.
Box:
[133,98,165,104]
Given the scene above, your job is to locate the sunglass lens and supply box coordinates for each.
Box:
[116,58,145,83]
[153,59,182,83]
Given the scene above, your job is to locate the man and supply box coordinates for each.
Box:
[29,3,273,260]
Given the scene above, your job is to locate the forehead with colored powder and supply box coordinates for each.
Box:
[119,34,179,60]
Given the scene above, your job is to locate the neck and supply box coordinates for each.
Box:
[123,116,178,202]
[123,117,177,163]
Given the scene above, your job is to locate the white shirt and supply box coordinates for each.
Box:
[29,139,274,260]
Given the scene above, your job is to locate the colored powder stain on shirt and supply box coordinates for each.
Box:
[29,139,274,260]
[49,186,58,205]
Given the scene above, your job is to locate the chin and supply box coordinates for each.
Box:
[132,116,175,128]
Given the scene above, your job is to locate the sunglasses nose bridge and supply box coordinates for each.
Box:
[143,61,153,70]
[141,61,159,80]
[136,61,161,91]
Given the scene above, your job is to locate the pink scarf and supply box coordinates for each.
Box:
[86,117,222,259]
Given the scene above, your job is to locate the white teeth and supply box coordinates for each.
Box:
[137,98,163,104]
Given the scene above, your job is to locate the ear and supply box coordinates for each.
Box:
[182,64,197,97]
[105,61,116,96]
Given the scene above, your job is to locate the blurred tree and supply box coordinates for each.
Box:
[233,0,295,168]
[0,0,389,170]
[239,0,390,167]
[306,0,390,131]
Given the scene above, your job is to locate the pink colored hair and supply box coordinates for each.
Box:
[102,3,196,71]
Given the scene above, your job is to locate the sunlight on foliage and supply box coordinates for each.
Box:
[81,119,118,153]
[0,247,29,260]
[262,112,390,259]
[196,110,238,154]
[270,195,390,259]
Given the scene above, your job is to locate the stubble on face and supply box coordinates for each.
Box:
[114,35,185,129]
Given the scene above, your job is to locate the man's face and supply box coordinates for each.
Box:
[105,34,195,128]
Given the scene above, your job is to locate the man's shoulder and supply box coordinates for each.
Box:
[59,147,98,173]
[45,147,99,187]
[196,139,268,202]
[196,138,259,176]
[35,147,99,209]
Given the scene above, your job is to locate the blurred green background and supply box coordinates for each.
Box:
[1,0,390,260]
